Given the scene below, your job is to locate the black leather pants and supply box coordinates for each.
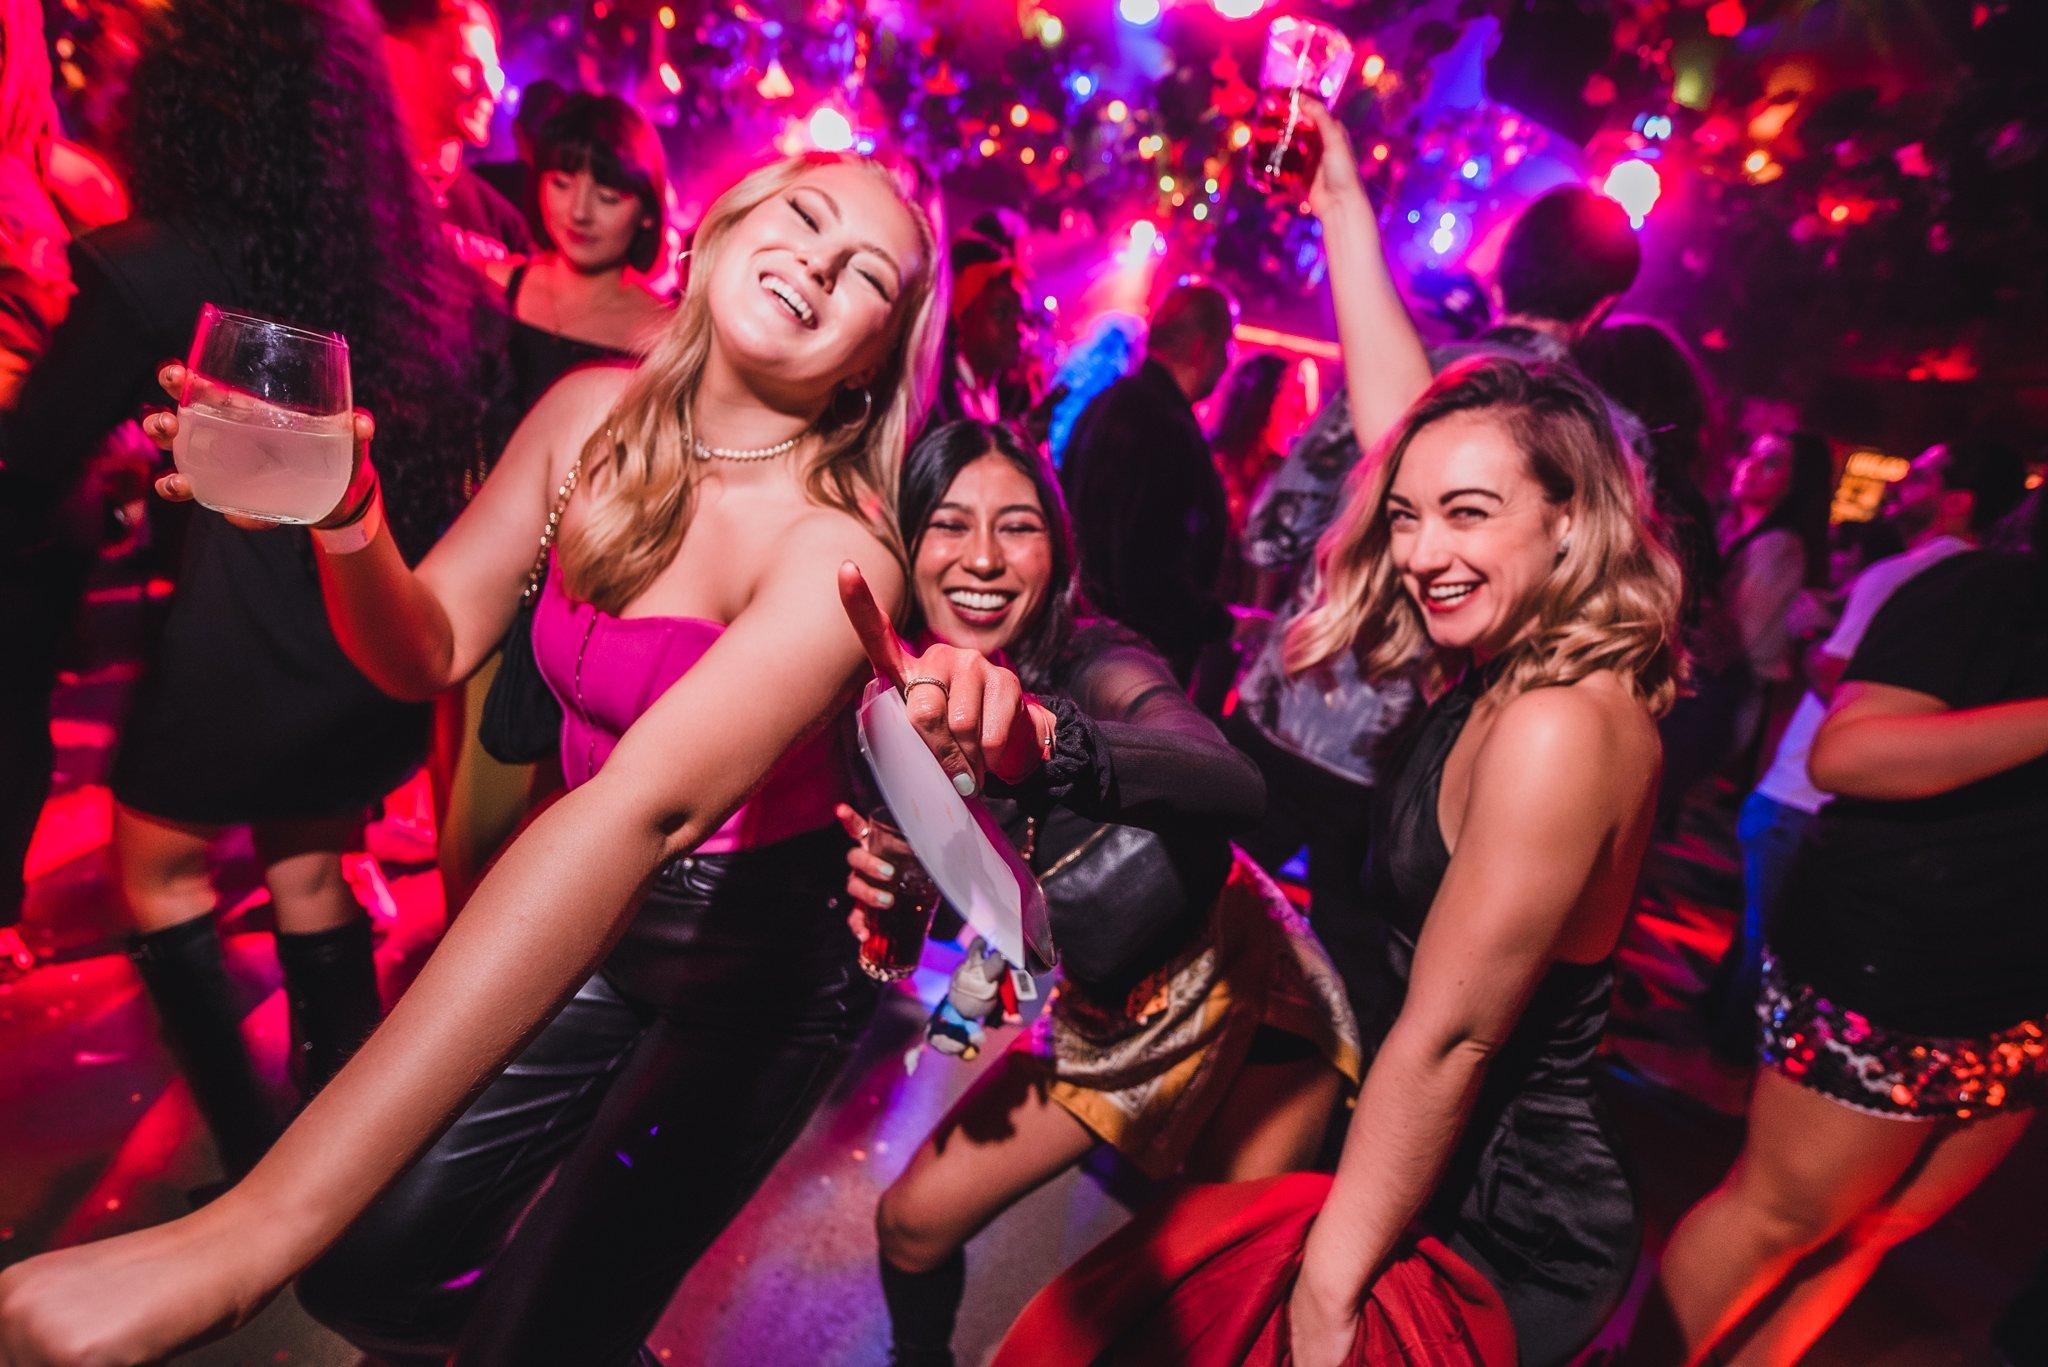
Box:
[297,825,876,1366]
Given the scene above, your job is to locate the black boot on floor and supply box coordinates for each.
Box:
[127,914,279,1178]
[275,917,382,1097]
[879,1250,965,1367]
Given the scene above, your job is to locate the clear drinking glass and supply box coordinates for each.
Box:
[1244,16,1355,198]
[857,809,941,982]
[171,304,355,524]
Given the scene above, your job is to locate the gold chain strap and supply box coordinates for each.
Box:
[520,432,602,605]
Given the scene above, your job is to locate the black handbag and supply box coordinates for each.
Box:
[1029,814,1192,978]
[1036,821,1186,924]
[477,452,583,764]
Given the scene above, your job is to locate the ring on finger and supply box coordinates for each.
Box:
[903,675,949,699]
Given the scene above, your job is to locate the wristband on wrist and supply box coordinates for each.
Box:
[318,462,380,529]
[312,488,384,554]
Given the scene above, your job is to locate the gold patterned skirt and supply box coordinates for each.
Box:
[1015,850,1363,1179]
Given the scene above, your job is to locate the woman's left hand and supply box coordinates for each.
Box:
[1286,1277,1361,1367]
[1302,98,1370,223]
[838,562,1056,795]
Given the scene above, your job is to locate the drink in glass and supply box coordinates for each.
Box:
[857,810,941,982]
[1244,16,1354,198]
[171,305,354,524]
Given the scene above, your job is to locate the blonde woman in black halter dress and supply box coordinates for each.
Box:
[1240,98,1679,1367]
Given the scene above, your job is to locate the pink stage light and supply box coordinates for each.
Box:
[1211,0,1268,18]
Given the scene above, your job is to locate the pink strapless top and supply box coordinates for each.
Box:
[532,567,845,853]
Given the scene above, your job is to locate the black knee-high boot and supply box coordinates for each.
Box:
[127,915,278,1177]
[879,1251,966,1367]
[275,918,381,1096]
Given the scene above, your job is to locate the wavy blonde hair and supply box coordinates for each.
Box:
[1285,356,1686,714]
[559,150,948,612]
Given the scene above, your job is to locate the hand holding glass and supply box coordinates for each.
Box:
[1245,17,1354,199]
[856,810,941,982]
[171,305,355,524]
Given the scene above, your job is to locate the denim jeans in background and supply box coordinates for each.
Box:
[1707,791,1815,1058]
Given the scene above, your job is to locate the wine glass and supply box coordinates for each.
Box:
[171,304,354,524]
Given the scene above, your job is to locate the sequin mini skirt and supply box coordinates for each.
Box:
[1759,955,2048,1120]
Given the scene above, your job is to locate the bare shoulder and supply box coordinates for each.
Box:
[534,363,635,427]
[521,365,635,471]
[768,507,905,603]
[1477,673,1658,800]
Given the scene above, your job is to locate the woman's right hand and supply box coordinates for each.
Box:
[144,361,380,532]
[833,802,933,944]
[0,1211,279,1366]
[837,562,1057,795]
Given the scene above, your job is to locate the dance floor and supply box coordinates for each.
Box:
[3,562,2039,1365]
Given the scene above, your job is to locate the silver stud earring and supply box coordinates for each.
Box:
[1557,537,1572,559]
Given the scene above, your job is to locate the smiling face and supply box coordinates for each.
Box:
[705,162,926,403]
[541,167,644,272]
[454,3,501,147]
[1385,412,1571,657]
[912,452,1055,656]
[386,2,494,148]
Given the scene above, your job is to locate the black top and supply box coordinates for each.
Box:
[989,621,1264,997]
[0,218,431,824]
[1357,668,1638,1364]
[1058,360,1231,679]
[487,263,637,463]
[505,264,636,408]
[1777,551,2048,1036]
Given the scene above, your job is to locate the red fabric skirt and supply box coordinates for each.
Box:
[990,1173,1516,1367]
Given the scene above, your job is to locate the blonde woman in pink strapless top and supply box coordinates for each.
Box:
[0,150,949,1367]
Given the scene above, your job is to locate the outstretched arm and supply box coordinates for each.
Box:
[149,363,628,701]
[1304,101,1433,456]
[1289,690,1629,1366]
[0,527,904,1367]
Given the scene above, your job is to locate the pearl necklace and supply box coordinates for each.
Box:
[692,434,803,462]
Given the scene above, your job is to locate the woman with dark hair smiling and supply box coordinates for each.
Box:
[840,419,1360,1367]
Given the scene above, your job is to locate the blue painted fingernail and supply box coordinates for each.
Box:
[873,890,895,907]
[953,772,976,797]
[875,861,896,880]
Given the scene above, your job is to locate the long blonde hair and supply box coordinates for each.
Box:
[1285,357,1685,714]
[558,150,948,612]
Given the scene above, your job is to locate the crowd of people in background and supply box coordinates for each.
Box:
[0,1,2043,1364]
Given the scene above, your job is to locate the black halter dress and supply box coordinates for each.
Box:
[1359,666,1640,1366]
